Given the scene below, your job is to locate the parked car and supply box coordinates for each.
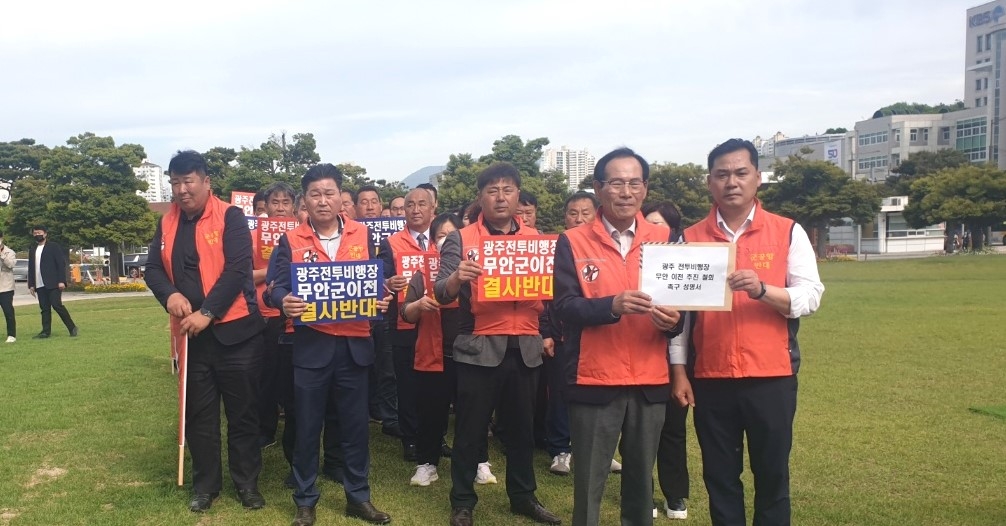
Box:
[13,259,28,282]
[122,253,148,278]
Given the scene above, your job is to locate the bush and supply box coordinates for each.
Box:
[83,283,148,293]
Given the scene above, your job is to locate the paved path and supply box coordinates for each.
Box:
[11,281,154,307]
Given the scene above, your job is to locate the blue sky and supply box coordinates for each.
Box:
[1,0,973,180]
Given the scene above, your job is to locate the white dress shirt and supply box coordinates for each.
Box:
[34,244,45,288]
[311,217,343,260]
[600,214,636,260]
[409,228,431,250]
[669,206,825,365]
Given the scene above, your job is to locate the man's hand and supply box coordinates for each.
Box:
[543,337,555,358]
[283,293,308,318]
[386,275,409,293]
[179,310,213,337]
[728,269,762,298]
[413,296,440,313]
[29,287,35,297]
[611,290,652,316]
[671,365,694,408]
[58,282,65,291]
[650,305,681,332]
[454,260,483,283]
[377,294,393,313]
[166,292,193,318]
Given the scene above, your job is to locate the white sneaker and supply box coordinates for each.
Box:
[410,463,439,486]
[665,498,688,519]
[475,462,497,484]
[610,458,622,473]
[549,452,571,475]
[5,336,14,343]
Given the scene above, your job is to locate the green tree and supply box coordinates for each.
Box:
[212,132,321,198]
[0,138,50,183]
[479,135,550,178]
[202,146,237,196]
[824,127,848,134]
[8,133,158,282]
[888,149,970,195]
[903,164,1006,250]
[760,157,881,257]
[645,163,712,227]
[436,153,483,216]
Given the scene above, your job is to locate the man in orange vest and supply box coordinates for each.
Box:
[553,148,683,526]
[435,162,561,526]
[144,150,266,513]
[671,139,824,526]
[270,164,392,526]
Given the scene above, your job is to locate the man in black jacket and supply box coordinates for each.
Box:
[27,226,78,338]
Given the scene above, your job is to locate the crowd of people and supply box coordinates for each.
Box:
[144,138,824,526]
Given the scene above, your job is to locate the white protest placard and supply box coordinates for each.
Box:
[639,242,736,311]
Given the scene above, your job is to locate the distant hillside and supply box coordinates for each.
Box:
[401,165,445,188]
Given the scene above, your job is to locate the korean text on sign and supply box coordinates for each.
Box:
[231,191,256,216]
[396,252,427,301]
[291,260,385,324]
[256,218,299,267]
[358,218,406,255]
[474,235,558,302]
[638,242,736,311]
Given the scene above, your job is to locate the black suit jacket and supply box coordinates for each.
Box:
[27,241,68,290]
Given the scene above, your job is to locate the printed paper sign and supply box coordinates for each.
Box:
[231,191,256,216]
[255,218,299,268]
[396,251,428,302]
[472,235,558,302]
[245,216,259,231]
[424,253,440,297]
[291,260,385,324]
[358,218,406,255]
[639,242,736,311]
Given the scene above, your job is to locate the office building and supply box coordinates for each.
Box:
[134,160,167,202]
[540,146,596,191]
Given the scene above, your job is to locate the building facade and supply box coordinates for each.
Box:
[760,132,855,174]
[540,146,596,191]
[966,1,1006,168]
[752,131,787,157]
[829,196,947,255]
[133,160,167,202]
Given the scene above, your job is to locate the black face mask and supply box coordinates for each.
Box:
[34,235,45,242]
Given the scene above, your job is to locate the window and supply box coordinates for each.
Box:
[941,127,951,141]
[984,77,989,89]
[977,97,983,107]
[979,35,984,52]
[922,128,929,142]
[987,33,992,50]
[857,155,888,172]
[910,128,918,141]
[984,96,988,107]
[894,129,901,143]
[857,131,889,146]
[978,78,984,91]
[891,153,900,166]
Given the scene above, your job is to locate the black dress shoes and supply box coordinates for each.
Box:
[69,326,79,337]
[291,506,316,526]
[237,488,265,509]
[511,498,561,525]
[381,423,403,438]
[441,439,452,458]
[450,506,474,526]
[33,332,49,339]
[188,492,218,513]
[346,501,391,524]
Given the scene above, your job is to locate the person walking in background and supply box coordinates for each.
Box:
[27,225,78,339]
[0,232,16,343]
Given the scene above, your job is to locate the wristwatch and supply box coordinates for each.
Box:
[200,307,215,320]
[753,281,767,300]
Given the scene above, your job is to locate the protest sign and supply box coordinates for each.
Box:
[255,218,298,267]
[291,260,385,324]
[395,251,428,302]
[472,235,557,302]
[357,218,406,255]
[639,242,735,311]
[231,191,256,216]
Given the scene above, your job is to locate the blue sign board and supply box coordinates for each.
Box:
[291,260,384,324]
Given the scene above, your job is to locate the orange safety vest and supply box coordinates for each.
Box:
[284,216,373,338]
[563,212,672,387]
[459,216,542,336]
[160,195,252,324]
[387,229,434,330]
[685,201,794,378]
[253,234,281,318]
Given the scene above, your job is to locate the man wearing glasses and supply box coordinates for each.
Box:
[553,147,683,526]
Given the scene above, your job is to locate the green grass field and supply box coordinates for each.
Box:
[1,256,1005,525]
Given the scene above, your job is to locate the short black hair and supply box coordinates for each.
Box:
[342,188,356,201]
[253,190,267,206]
[263,182,297,202]
[593,147,649,183]
[641,200,682,231]
[33,225,48,233]
[355,185,381,205]
[301,163,344,193]
[431,212,462,240]
[417,182,438,201]
[168,150,208,178]
[564,191,599,210]
[476,162,521,191]
[707,138,759,172]
[518,190,537,207]
[466,202,482,224]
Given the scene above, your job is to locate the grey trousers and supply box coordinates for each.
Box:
[569,390,667,526]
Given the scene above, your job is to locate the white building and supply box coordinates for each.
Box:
[828,196,946,255]
[134,160,167,202]
[966,0,1006,168]
[752,132,787,157]
[760,132,855,175]
[540,146,596,191]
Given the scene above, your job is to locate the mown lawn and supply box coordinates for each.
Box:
[1,255,1004,525]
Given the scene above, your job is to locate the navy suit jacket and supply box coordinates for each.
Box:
[27,241,68,290]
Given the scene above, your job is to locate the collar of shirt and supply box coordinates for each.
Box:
[181,208,204,224]
[600,213,636,239]
[483,218,518,236]
[716,205,756,242]
[409,228,431,245]
[310,216,344,240]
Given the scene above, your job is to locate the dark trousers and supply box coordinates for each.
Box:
[450,349,540,509]
[280,339,344,480]
[0,290,15,338]
[368,320,398,425]
[36,286,75,335]
[657,400,690,502]
[259,317,285,442]
[415,359,456,466]
[292,334,371,507]
[543,353,570,457]
[393,344,419,447]
[185,331,264,494]
[693,376,798,526]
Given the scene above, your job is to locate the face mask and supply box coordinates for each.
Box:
[34,235,45,242]
[436,237,446,251]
